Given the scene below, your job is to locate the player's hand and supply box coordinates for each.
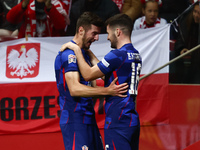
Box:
[108,77,128,97]
[22,0,30,9]
[60,42,80,52]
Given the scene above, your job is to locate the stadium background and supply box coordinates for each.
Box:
[0,25,199,150]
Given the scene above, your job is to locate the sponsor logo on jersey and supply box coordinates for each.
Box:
[127,52,141,61]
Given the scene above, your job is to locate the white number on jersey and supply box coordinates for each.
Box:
[129,62,142,95]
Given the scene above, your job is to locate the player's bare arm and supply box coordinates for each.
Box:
[61,42,105,80]
[60,42,99,66]
[61,42,104,81]
[65,71,128,97]
[86,49,105,81]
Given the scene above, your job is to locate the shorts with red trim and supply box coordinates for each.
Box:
[104,125,140,150]
[60,123,104,150]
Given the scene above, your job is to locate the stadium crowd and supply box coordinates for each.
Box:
[0,0,194,37]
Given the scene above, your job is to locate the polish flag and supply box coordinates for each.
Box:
[132,25,170,125]
[0,24,170,134]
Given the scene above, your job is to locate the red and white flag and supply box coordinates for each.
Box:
[0,24,170,134]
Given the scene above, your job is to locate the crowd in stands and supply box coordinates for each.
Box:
[0,0,21,37]
[65,0,120,35]
[6,0,70,38]
[133,0,167,30]
[0,0,199,83]
[0,0,194,37]
[0,0,192,38]
[170,1,200,84]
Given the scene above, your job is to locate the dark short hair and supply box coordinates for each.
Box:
[76,12,104,33]
[143,0,159,9]
[105,14,133,36]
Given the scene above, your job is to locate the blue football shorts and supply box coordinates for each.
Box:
[60,123,104,150]
[104,125,140,150]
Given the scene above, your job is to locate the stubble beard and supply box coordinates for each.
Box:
[110,34,118,49]
[82,34,90,50]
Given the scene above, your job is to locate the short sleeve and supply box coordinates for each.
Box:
[97,50,122,75]
[61,49,78,73]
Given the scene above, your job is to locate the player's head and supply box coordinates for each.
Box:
[105,14,133,49]
[142,0,159,26]
[193,2,200,23]
[76,12,104,49]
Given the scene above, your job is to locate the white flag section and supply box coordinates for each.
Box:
[132,24,170,74]
[0,24,170,83]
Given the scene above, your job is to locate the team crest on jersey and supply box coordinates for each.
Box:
[82,145,88,150]
[68,54,76,64]
[6,43,40,79]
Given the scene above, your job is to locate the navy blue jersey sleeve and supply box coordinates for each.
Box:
[97,50,125,75]
[61,49,79,73]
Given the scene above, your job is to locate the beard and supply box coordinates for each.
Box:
[82,34,91,50]
[110,34,118,49]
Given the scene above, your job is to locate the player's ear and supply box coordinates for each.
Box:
[115,28,120,37]
[79,26,85,36]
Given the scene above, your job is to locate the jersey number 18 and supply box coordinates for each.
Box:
[129,62,141,95]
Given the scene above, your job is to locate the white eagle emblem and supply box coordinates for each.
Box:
[7,45,38,78]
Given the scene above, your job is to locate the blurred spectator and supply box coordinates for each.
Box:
[133,0,167,30]
[160,0,191,42]
[173,2,200,84]
[121,0,142,23]
[6,0,70,38]
[190,0,199,3]
[66,0,120,36]
[159,0,190,23]
[0,0,21,37]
